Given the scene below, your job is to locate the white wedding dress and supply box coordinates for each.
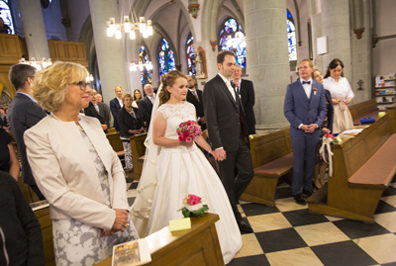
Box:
[147,101,242,264]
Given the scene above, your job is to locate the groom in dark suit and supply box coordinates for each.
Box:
[8,64,47,200]
[284,59,326,204]
[203,51,254,233]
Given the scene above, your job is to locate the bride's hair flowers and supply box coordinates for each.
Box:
[177,120,202,142]
[179,194,209,218]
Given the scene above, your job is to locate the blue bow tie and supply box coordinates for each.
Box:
[302,81,311,85]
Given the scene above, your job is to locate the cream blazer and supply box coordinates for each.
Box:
[25,114,128,230]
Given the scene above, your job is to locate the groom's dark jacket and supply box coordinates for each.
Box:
[203,74,249,152]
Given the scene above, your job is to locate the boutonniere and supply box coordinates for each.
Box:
[313,88,317,95]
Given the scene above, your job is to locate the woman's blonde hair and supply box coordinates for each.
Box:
[159,70,187,106]
[122,93,134,104]
[32,61,89,112]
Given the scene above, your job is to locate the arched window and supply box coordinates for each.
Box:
[0,0,14,34]
[186,34,196,76]
[158,38,175,76]
[218,18,246,68]
[287,10,297,61]
[139,45,152,84]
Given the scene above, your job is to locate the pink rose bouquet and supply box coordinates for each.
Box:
[177,120,202,143]
[179,194,209,218]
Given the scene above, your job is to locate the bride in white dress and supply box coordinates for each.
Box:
[131,70,242,264]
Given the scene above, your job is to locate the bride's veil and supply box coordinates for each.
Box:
[130,83,163,237]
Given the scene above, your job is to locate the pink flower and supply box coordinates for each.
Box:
[313,88,317,92]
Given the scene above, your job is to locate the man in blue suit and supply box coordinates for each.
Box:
[284,59,326,204]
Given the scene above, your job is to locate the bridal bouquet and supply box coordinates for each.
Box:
[177,120,202,143]
[179,194,209,218]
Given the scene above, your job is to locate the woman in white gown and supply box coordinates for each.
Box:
[131,70,242,264]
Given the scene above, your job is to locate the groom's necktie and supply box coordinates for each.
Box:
[302,81,311,85]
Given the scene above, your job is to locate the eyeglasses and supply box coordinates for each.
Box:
[70,81,91,91]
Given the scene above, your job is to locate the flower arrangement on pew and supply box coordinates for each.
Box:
[179,194,209,218]
[319,133,342,177]
[177,120,202,143]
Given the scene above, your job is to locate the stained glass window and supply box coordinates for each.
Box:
[0,0,14,34]
[139,45,152,84]
[158,38,175,76]
[218,18,246,68]
[186,35,196,76]
[287,10,297,61]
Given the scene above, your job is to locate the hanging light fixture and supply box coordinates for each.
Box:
[107,16,153,40]
[19,57,53,71]
[129,61,153,72]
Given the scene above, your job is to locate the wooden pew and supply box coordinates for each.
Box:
[95,213,224,266]
[106,132,125,158]
[307,113,396,223]
[349,99,379,125]
[349,99,378,120]
[240,127,294,206]
[386,104,396,133]
[129,133,147,180]
[32,203,55,266]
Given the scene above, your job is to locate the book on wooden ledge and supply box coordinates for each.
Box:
[30,200,49,211]
[112,238,151,266]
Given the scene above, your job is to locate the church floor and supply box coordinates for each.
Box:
[125,176,396,266]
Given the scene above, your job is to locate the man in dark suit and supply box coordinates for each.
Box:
[138,84,155,129]
[8,64,47,200]
[284,59,327,204]
[109,85,123,131]
[186,75,206,130]
[84,89,110,133]
[232,65,256,134]
[203,51,254,233]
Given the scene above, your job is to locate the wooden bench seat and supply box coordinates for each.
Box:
[307,113,395,223]
[254,153,293,178]
[240,127,293,206]
[348,134,396,186]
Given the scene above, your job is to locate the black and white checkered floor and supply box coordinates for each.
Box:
[126,176,396,266]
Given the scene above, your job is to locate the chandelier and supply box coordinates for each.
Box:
[226,31,246,49]
[107,16,153,40]
[19,57,52,71]
[129,61,153,72]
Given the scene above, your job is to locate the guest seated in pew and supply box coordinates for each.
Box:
[323,58,354,134]
[284,59,326,205]
[0,119,19,181]
[312,69,334,189]
[0,171,45,266]
[118,93,145,171]
[24,62,139,265]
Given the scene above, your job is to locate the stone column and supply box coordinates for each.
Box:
[88,0,129,106]
[243,0,290,129]
[350,0,372,103]
[308,0,324,71]
[17,0,50,60]
[321,0,352,81]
